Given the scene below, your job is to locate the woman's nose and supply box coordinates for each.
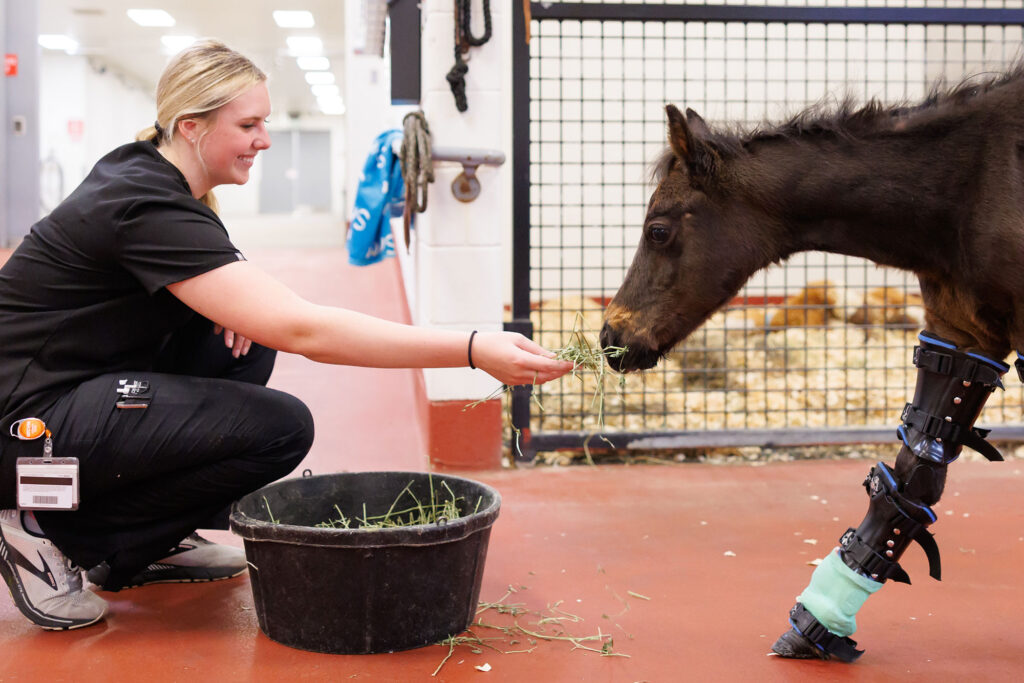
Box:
[255,128,271,150]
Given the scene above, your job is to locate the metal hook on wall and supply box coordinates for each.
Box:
[430,147,506,202]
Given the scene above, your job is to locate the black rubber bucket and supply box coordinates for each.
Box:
[229,471,501,654]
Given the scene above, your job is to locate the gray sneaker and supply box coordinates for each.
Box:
[0,510,108,630]
[87,533,248,590]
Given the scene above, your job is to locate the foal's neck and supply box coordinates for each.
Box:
[738,130,969,274]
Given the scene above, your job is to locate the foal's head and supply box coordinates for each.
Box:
[601,105,782,372]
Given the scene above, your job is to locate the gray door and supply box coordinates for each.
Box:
[259,130,332,214]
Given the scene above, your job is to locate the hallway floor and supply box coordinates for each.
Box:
[2,244,1024,682]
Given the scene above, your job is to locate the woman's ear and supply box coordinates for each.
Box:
[176,118,201,144]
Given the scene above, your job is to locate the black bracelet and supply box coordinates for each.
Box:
[468,330,478,369]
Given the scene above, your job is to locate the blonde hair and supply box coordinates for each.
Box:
[136,39,266,213]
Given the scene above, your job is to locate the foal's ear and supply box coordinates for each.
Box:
[666,104,719,182]
[685,108,711,137]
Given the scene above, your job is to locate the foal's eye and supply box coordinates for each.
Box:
[648,225,671,244]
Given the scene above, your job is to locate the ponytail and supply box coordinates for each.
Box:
[135,124,161,144]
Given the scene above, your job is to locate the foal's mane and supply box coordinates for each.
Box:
[652,61,1024,183]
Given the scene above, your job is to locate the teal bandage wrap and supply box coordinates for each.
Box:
[797,550,882,637]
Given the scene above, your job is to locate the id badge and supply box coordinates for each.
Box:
[16,457,80,511]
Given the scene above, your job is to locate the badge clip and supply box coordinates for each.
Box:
[10,417,47,441]
[11,419,80,511]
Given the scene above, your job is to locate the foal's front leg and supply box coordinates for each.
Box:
[772,331,1009,662]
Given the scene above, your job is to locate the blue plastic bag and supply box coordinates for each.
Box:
[347,129,405,265]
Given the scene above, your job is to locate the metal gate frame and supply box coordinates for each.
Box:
[508,2,1024,460]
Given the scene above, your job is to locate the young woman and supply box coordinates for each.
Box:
[0,40,572,630]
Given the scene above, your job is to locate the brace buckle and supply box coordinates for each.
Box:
[839,527,911,584]
[788,603,864,663]
[902,404,960,442]
[902,404,1003,462]
[913,346,953,375]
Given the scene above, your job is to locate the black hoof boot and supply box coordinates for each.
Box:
[771,628,829,660]
[772,604,864,662]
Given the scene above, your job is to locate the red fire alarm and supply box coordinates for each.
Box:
[4,54,17,77]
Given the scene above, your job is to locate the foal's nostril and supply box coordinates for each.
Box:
[600,324,624,372]
[599,323,616,351]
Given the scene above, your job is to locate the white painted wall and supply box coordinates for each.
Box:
[412,0,510,402]
[38,54,153,211]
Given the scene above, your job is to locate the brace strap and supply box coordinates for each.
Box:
[840,518,941,584]
[840,528,909,583]
[788,602,864,663]
[1016,353,1023,383]
[913,345,1004,389]
[900,404,1003,461]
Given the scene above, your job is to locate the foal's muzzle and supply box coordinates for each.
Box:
[600,323,662,373]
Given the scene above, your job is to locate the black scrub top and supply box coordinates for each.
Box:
[0,141,244,440]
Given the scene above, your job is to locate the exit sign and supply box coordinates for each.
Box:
[4,54,16,76]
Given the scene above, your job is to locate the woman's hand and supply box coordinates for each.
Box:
[213,324,252,358]
[470,332,574,386]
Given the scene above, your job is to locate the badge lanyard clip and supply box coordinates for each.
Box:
[10,418,80,511]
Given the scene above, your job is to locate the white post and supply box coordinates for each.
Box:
[417,0,510,403]
[406,0,513,468]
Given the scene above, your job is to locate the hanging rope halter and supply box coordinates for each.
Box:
[399,111,434,250]
[446,0,492,112]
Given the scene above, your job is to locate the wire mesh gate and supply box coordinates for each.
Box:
[508,1,1024,460]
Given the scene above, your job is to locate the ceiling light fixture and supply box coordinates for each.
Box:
[38,34,80,53]
[317,96,346,116]
[310,84,340,98]
[286,36,323,56]
[304,71,335,85]
[296,56,330,71]
[273,10,315,28]
[126,9,175,27]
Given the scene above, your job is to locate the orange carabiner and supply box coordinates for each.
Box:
[10,418,47,440]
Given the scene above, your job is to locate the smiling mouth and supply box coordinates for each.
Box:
[238,155,255,167]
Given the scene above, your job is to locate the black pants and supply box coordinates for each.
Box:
[30,315,313,590]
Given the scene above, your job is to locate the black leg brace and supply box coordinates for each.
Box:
[777,332,1009,662]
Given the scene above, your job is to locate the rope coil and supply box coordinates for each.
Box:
[399,111,434,250]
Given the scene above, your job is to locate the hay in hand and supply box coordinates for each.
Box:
[464,313,628,459]
[554,312,627,428]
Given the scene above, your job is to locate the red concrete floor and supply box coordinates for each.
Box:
[3,247,1024,681]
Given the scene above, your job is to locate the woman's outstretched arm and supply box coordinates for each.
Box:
[167,260,572,386]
